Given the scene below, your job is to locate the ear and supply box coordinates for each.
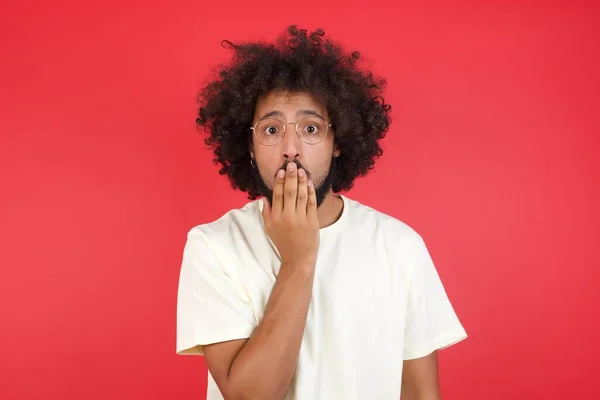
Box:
[333,146,340,158]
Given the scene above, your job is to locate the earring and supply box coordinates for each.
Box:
[250,158,256,168]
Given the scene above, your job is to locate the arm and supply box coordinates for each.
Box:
[204,164,319,400]
[204,261,315,400]
[400,351,441,400]
[400,235,468,399]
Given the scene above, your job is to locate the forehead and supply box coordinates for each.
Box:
[254,90,328,117]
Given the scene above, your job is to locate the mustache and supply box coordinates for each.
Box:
[275,160,312,179]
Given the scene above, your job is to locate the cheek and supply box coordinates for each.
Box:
[254,146,277,166]
[254,153,280,185]
[303,152,333,182]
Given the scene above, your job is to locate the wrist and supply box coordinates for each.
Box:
[281,259,316,274]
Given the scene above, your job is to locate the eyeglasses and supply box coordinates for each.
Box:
[250,116,332,146]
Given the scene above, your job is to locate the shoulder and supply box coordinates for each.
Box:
[342,195,426,251]
[343,195,423,240]
[186,199,263,244]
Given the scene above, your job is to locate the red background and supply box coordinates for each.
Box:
[1,1,598,399]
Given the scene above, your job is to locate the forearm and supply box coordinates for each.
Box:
[400,392,441,400]
[228,262,315,400]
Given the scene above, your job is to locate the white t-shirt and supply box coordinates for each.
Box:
[176,194,467,399]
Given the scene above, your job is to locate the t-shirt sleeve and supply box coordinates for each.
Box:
[176,229,257,356]
[403,236,467,360]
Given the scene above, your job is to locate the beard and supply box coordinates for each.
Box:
[253,157,337,208]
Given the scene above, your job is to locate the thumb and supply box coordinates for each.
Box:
[261,196,271,221]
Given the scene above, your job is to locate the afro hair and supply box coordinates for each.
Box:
[196,25,392,199]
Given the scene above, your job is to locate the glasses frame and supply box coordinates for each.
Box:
[250,116,332,146]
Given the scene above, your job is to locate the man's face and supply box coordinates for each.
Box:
[250,90,340,207]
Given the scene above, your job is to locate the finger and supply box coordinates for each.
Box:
[296,168,308,215]
[272,169,285,216]
[283,162,298,214]
[306,179,318,218]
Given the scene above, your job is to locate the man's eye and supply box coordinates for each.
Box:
[265,126,278,135]
[304,125,318,134]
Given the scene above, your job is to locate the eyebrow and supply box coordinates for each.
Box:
[258,109,324,120]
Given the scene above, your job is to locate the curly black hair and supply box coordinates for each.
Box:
[195,25,392,200]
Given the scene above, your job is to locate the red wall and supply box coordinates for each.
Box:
[1,1,598,399]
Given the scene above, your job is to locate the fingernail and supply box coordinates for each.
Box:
[287,163,296,171]
[298,169,305,177]
[277,169,285,178]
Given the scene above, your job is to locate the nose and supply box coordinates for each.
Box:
[281,122,301,160]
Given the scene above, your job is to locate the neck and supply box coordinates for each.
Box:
[317,191,344,229]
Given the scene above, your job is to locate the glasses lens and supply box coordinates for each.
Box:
[254,118,284,145]
[297,116,328,143]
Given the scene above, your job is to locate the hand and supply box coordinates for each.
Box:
[262,162,319,267]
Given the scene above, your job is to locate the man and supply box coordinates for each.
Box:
[176,26,467,400]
